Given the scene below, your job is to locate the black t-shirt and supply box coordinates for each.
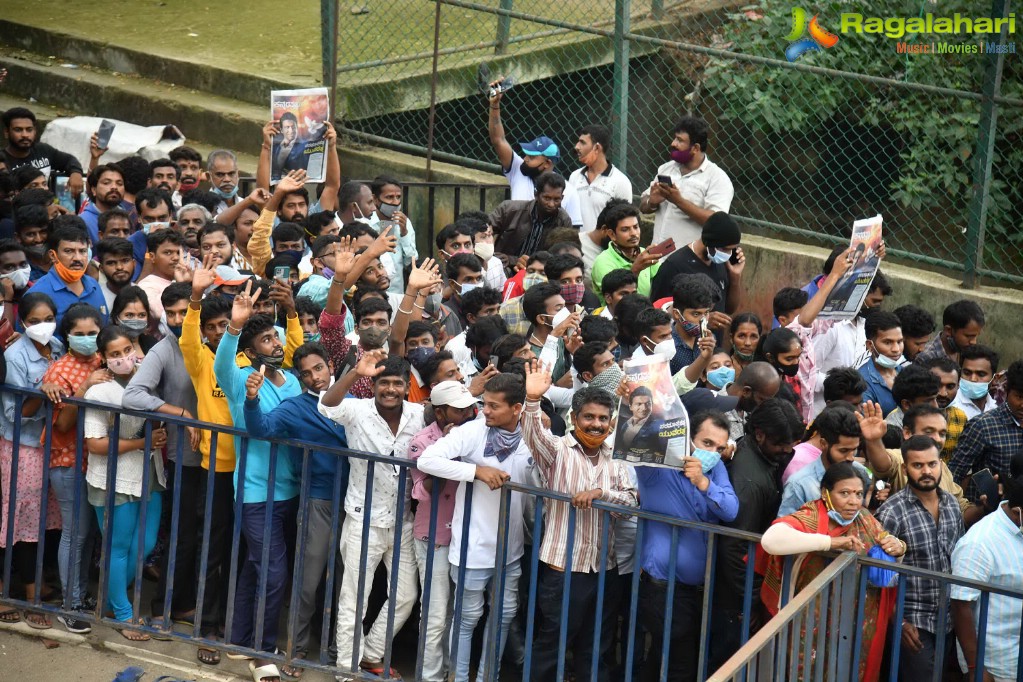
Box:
[649,245,729,311]
[1,142,84,180]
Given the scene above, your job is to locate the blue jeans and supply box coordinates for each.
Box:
[94,493,162,622]
[449,561,521,682]
[49,467,93,609]
[230,498,297,653]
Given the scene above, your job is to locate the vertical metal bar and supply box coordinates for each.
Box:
[962,0,1009,288]
[522,496,543,679]
[351,461,375,671]
[555,506,576,682]
[160,428,185,632]
[484,485,513,681]
[623,517,644,682]
[801,590,816,680]
[415,475,442,681]
[789,607,803,680]
[252,441,279,652]
[740,539,756,647]
[849,566,870,677]
[974,591,990,682]
[610,0,631,175]
[495,0,514,54]
[589,510,611,682]
[70,405,87,615]
[285,448,313,664]
[453,186,462,220]
[888,573,908,682]
[478,186,487,213]
[33,400,51,608]
[658,526,679,682]
[427,187,437,257]
[448,485,473,676]
[193,429,219,639]
[931,580,950,682]
[380,468,409,678]
[320,0,340,103]
[697,532,717,680]
[780,555,794,609]
[833,558,858,677]
[131,421,154,622]
[424,0,443,181]
[224,435,250,643]
[97,412,121,623]
[812,583,830,680]
[319,454,346,664]
[3,395,23,595]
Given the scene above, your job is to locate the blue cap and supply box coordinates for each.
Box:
[519,136,560,159]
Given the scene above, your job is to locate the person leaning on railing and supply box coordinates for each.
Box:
[757,461,906,681]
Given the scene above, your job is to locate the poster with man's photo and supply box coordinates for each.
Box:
[819,214,884,320]
[269,88,330,184]
[612,355,690,468]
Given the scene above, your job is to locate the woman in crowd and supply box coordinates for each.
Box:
[0,293,63,627]
[38,303,111,633]
[83,324,166,640]
[729,312,761,375]
[701,348,734,391]
[758,327,805,404]
[111,286,158,359]
[757,462,906,680]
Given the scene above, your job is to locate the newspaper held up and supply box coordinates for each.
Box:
[269,88,330,184]
[819,214,884,321]
[612,354,691,468]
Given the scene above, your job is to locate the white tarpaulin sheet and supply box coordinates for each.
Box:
[40,116,185,169]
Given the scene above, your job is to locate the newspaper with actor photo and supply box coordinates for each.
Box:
[819,214,884,320]
[612,354,690,468]
[269,88,330,184]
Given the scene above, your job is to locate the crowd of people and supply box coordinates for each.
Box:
[0,77,1020,682]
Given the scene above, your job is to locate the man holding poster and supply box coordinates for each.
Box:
[269,88,330,184]
[819,214,884,320]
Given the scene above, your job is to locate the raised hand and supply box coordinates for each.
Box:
[274,169,307,196]
[262,120,280,148]
[524,358,553,400]
[247,187,270,207]
[245,370,265,399]
[324,121,337,144]
[368,225,398,258]
[332,236,358,281]
[563,328,583,355]
[173,259,194,283]
[89,132,106,160]
[407,257,442,292]
[856,401,887,442]
[487,76,507,104]
[192,254,218,298]
[230,279,261,329]
[355,349,388,378]
[696,333,715,359]
[468,364,499,397]
[268,279,295,315]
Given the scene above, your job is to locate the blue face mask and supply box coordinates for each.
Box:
[959,377,990,401]
[304,332,321,343]
[708,248,732,264]
[457,281,481,297]
[166,325,183,339]
[407,346,437,372]
[707,366,735,389]
[211,185,239,200]
[827,510,859,527]
[67,334,98,356]
[691,447,722,473]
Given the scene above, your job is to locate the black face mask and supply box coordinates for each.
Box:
[520,162,543,179]
[858,305,877,319]
[776,362,799,378]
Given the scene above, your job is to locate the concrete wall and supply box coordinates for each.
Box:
[740,234,1023,362]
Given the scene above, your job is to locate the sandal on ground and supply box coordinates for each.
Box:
[24,611,52,630]
[0,607,20,623]
[118,624,151,642]
[197,646,221,665]
[249,660,282,682]
[359,662,401,679]
[226,650,254,660]
[281,654,306,679]
[144,616,174,641]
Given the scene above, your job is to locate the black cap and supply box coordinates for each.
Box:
[702,212,741,249]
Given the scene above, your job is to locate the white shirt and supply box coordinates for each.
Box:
[813,318,868,415]
[951,391,997,421]
[317,397,425,528]
[505,152,582,226]
[567,164,633,233]
[642,156,734,246]
[417,418,534,568]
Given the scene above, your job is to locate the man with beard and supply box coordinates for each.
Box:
[712,398,804,669]
[877,436,964,682]
[95,238,135,309]
[207,149,241,215]
[1,108,84,197]
[148,158,180,205]
[212,280,301,681]
[522,363,638,682]
[169,146,203,204]
[27,220,108,327]
[13,203,51,281]
[920,356,969,460]
[80,163,125,245]
[568,125,633,271]
[491,172,573,258]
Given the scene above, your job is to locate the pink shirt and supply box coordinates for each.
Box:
[781,441,821,487]
[787,317,835,423]
[409,422,459,546]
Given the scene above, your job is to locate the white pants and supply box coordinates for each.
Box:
[334,516,419,671]
[414,539,452,682]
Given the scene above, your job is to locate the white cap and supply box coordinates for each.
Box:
[430,381,477,409]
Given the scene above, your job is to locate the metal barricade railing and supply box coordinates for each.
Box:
[3,380,1023,681]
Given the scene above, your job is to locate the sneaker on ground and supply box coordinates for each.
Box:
[58,614,92,634]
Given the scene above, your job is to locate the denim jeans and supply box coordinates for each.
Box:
[49,466,93,609]
[449,561,521,682]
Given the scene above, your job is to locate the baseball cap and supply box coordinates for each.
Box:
[681,387,739,414]
[519,136,560,159]
[430,381,477,409]
[212,265,251,289]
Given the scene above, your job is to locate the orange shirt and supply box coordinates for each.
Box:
[41,353,103,469]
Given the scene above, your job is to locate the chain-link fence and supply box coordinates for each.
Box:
[328,0,1023,286]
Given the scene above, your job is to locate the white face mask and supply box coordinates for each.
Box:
[474,242,495,261]
[0,265,31,290]
[549,307,572,329]
[646,336,676,358]
[25,321,57,346]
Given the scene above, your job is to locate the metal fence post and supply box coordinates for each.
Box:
[320,0,339,92]
[611,0,631,175]
[495,0,514,54]
[962,0,1010,289]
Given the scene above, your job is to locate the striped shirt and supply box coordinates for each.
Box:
[521,399,638,572]
[950,504,1023,680]
[876,487,964,633]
